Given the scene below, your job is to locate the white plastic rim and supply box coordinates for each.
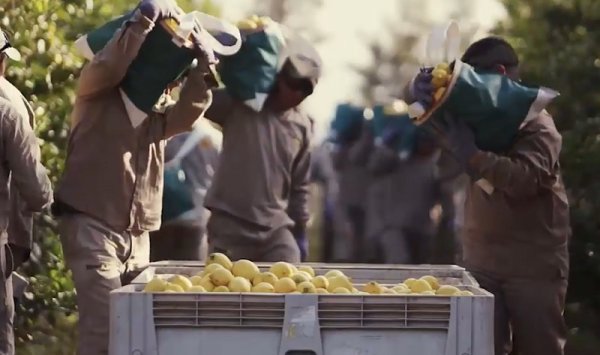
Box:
[444,21,461,62]
[425,24,447,66]
[190,11,242,56]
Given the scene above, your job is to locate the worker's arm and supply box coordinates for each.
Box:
[287,128,312,231]
[2,103,52,212]
[468,114,562,198]
[367,144,399,176]
[162,66,213,138]
[77,10,155,98]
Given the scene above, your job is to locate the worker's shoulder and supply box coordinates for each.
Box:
[0,96,22,121]
[523,109,562,141]
[288,107,314,133]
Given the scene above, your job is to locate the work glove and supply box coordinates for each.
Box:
[292,225,308,262]
[407,69,434,108]
[139,0,182,23]
[437,113,478,172]
[190,28,219,87]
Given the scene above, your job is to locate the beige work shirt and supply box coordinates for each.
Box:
[204,90,312,231]
[56,12,212,233]
[463,112,570,279]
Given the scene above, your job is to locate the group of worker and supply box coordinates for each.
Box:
[0,0,570,355]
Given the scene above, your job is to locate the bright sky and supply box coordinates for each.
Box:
[214,0,507,142]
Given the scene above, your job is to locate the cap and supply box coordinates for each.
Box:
[282,32,322,86]
[0,31,20,61]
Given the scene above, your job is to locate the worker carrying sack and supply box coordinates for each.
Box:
[74,6,241,127]
[372,101,419,161]
[409,21,558,153]
[327,103,369,145]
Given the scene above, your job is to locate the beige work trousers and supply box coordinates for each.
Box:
[207,212,300,263]
[58,214,149,355]
[470,270,568,355]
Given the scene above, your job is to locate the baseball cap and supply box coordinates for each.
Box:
[0,30,21,61]
[282,32,322,86]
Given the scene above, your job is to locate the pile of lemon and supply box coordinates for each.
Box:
[143,253,474,296]
[431,62,452,103]
[236,15,273,30]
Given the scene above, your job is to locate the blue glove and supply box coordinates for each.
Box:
[408,69,434,108]
[139,0,182,22]
[379,125,402,147]
[292,226,308,262]
[440,114,478,171]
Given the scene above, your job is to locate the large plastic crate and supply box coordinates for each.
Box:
[131,261,480,287]
[111,264,493,355]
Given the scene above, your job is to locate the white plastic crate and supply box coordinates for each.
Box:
[111,264,493,355]
[132,261,480,287]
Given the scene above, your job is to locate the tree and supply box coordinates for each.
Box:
[0,0,220,353]
[496,1,600,353]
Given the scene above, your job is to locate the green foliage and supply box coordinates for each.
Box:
[497,0,600,351]
[0,0,220,353]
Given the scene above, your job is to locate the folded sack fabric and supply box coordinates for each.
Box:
[415,60,558,153]
[327,103,368,145]
[75,9,241,127]
[218,22,286,112]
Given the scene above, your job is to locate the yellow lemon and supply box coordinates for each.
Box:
[327,276,353,293]
[144,277,168,292]
[165,283,185,293]
[229,277,252,293]
[332,287,351,294]
[252,272,278,286]
[324,270,345,279]
[207,253,233,270]
[460,290,474,296]
[270,262,294,279]
[363,281,384,295]
[316,288,329,294]
[168,275,193,291]
[291,272,311,284]
[252,282,275,293]
[198,275,215,292]
[436,285,461,296]
[298,265,315,277]
[274,277,297,293]
[312,276,329,290]
[298,281,317,294]
[188,285,207,293]
[213,286,230,293]
[409,279,433,293]
[231,259,260,281]
[420,275,440,290]
[210,268,234,287]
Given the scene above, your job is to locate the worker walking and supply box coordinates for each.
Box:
[0,32,53,355]
[204,40,322,263]
[52,1,216,354]
[408,36,570,355]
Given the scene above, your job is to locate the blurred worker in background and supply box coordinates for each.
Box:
[150,119,222,262]
[407,36,570,355]
[204,36,321,263]
[366,127,455,264]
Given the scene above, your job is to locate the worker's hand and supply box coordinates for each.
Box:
[139,0,182,23]
[438,113,478,172]
[408,69,434,108]
[190,29,219,87]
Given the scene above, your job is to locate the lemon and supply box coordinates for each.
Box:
[436,285,461,296]
[363,281,384,295]
[404,278,417,288]
[165,283,185,293]
[382,287,396,295]
[188,285,207,293]
[274,277,297,293]
[316,288,329,294]
[229,277,252,293]
[332,287,351,294]
[236,19,258,30]
[392,285,411,294]
[210,268,234,287]
[252,282,275,293]
[201,263,226,276]
[213,286,230,293]
[327,276,353,293]
[168,275,193,291]
[435,62,450,72]
[298,265,315,277]
[298,281,317,294]
[253,272,278,286]
[420,275,440,290]
[420,290,436,296]
[144,277,168,292]
[232,259,260,281]
[324,270,345,279]
[291,272,311,284]
[270,262,294,279]
[198,275,215,292]
[311,276,329,290]
[207,253,233,270]
[460,290,474,296]
[409,279,433,293]
[189,275,205,286]
[433,87,447,101]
